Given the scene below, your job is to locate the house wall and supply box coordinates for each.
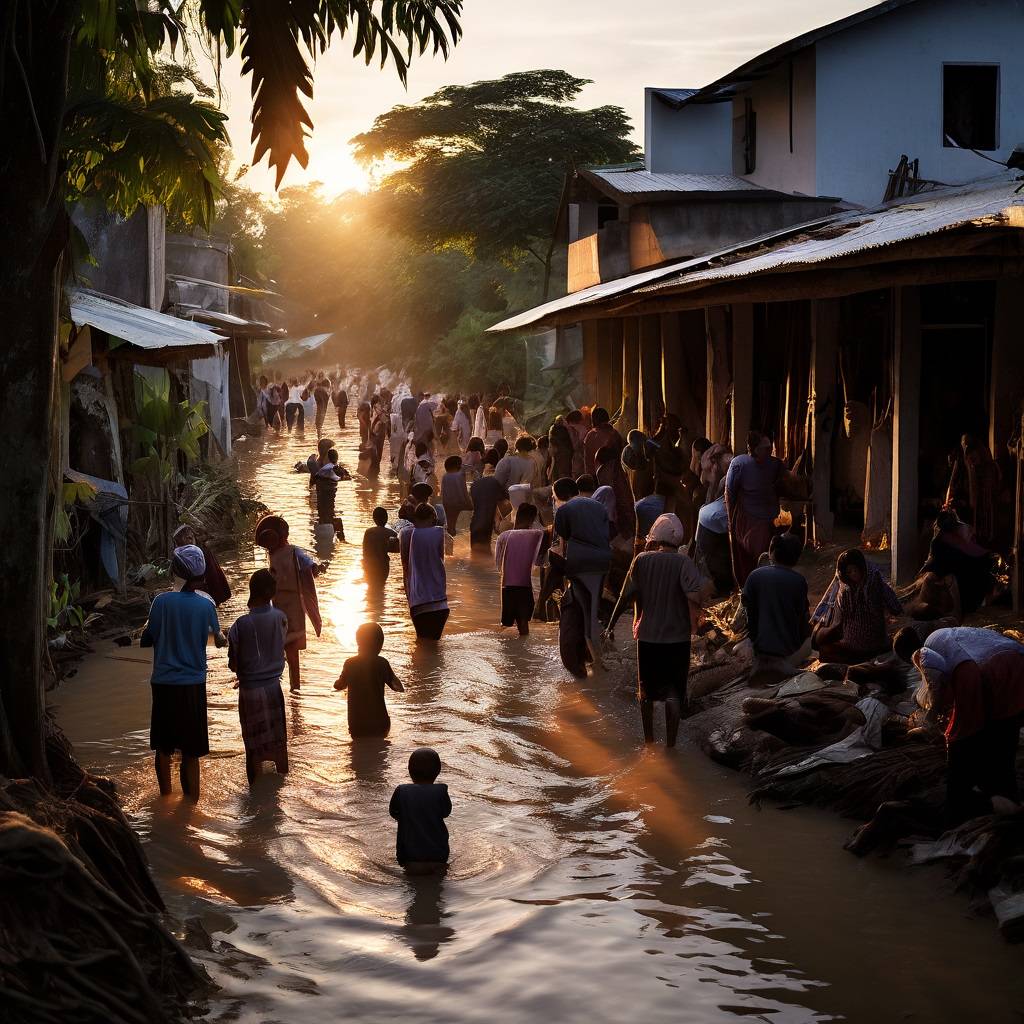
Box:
[71,202,152,307]
[644,90,733,174]
[165,233,231,313]
[734,48,817,197]
[815,0,1024,208]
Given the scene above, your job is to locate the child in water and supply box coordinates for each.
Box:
[494,502,545,636]
[228,569,289,784]
[362,507,399,585]
[334,622,404,737]
[389,747,451,874]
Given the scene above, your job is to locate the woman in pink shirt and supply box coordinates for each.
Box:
[494,503,546,636]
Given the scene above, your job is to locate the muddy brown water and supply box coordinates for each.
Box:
[54,418,1024,1023]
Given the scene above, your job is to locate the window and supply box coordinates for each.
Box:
[943,64,999,150]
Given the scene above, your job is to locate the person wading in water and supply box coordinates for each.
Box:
[255,515,322,692]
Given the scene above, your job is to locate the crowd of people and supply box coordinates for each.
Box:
[139,369,1024,871]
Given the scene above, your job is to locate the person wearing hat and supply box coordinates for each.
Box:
[172,524,231,606]
[255,515,322,692]
[904,626,1024,823]
[604,513,712,746]
[140,545,227,800]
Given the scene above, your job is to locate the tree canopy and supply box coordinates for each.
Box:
[352,70,639,288]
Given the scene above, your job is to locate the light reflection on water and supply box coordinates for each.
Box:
[54,418,1024,1024]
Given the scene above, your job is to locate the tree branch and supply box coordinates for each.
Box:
[11,36,47,165]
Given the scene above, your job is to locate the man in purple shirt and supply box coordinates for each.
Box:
[725,431,783,586]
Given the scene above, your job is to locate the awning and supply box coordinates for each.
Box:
[68,289,223,359]
[173,304,283,340]
[261,333,333,363]
[489,173,1024,332]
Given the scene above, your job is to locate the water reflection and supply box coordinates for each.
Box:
[51,416,1024,1024]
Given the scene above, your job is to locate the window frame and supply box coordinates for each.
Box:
[941,61,1000,152]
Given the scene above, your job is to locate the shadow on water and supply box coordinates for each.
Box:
[52,417,1024,1024]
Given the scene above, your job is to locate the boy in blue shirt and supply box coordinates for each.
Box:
[141,545,226,801]
[389,748,451,874]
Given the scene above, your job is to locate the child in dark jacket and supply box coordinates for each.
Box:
[389,748,451,873]
[335,622,404,737]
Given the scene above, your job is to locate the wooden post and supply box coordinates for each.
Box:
[990,278,1021,460]
[616,317,640,435]
[581,320,601,405]
[660,312,682,420]
[639,314,663,433]
[705,306,731,445]
[607,318,624,420]
[810,298,839,542]
[1014,411,1023,616]
[595,319,614,411]
[731,303,754,453]
[891,286,922,586]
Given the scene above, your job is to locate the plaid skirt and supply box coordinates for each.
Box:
[150,683,209,758]
[238,682,288,764]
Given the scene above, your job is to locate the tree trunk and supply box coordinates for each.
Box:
[0,3,76,779]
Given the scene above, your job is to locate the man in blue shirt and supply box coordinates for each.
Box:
[141,545,226,801]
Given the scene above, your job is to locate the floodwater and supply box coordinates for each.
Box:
[55,416,1024,1023]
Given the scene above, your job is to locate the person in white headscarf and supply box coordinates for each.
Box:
[140,545,227,801]
[604,513,712,747]
[905,626,1024,821]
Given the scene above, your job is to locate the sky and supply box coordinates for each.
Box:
[207,0,878,197]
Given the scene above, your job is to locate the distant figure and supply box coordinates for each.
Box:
[335,622,404,738]
[332,382,349,428]
[141,545,227,801]
[228,569,289,785]
[469,471,510,549]
[583,406,625,476]
[285,379,306,431]
[494,503,545,636]
[440,455,472,538]
[694,481,734,595]
[255,515,322,692]
[362,506,399,585]
[389,748,452,874]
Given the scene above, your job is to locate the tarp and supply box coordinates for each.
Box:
[261,333,333,364]
[68,289,223,354]
[65,468,127,585]
[191,352,232,456]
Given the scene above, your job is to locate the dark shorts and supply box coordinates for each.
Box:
[412,608,449,640]
[637,641,690,703]
[501,586,534,626]
[150,682,209,758]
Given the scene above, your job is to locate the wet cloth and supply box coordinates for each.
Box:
[596,460,636,540]
[269,543,321,649]
[501,586,535,627]
[637,640,690,703]
[389,783,452,865]
[495,528,545,588]
[614,550,705,644]
[150,682,209,757]
[494,454,534,489]
[339,653,399,737]
[730,505,777,586]
[237,683,287,764]
[228,605,287,689]
[697,496,729,535]
[593,485,618,533]
[400,525,448,614]
[554,496,611,576]
[742,564,809,659]
[141,591,220,685]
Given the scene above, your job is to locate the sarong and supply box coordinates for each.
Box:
[732,506,775,586]
[238,682,288,764]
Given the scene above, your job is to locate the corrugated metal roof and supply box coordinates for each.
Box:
[583,168,767,195]
[262,333,333,363]
[488,174,1024,332]
[651,88,701,109]
[68,290,223,353]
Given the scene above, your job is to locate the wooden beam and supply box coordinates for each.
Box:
[595,319,614,410]
[810,299,839,542]
[607,317,624,419]
[615,317,640,435]
[705,306,730,445]
[731,303,754,452]
[549,256,1024,327]
[891,286,922,586]
[639,314,663,433]
[660,313,682,419]
[581,320,600,404]
[990,277,1022,460]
